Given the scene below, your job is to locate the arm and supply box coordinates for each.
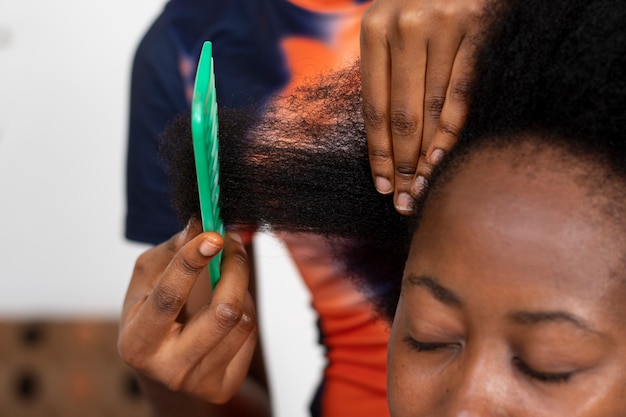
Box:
[360,0,488,214]
[118,220,272,417]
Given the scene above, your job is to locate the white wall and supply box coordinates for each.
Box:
[0,2,322,416]
[0,1,161,316]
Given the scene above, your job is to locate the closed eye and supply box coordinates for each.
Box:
[513,357,573,383]
[404,336,458,352]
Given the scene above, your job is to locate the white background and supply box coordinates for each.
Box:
[0,2,323,416]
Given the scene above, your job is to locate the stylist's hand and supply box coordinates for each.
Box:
[361,0,486,214]
[118,220,257,404]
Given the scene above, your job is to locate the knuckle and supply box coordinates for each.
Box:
[177,256,205,277]
[214,303,243,331]
[133,251,152,274]
[430,3,463,24]
[438,121,462,139]
[361,9,388,38]
[425,96,446,119]
[450,79,473,102]
[405,6,448,30]
[232,249,249,268]
[369,147,393,165]
[396,162,417,177]
[227,246,249,272]
[152,286,185,315]
[465,1,485,20]
[395,9,426,35]
[390,110,420,136]
[362,101,386,130]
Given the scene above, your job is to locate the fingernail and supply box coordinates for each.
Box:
[199,239,221,257]
[240,312,256,331]
[429,149,445,165]
[375,176,393,194]
[411,176,428,197]
[228,232,243,244]
[182,218,192,232]
[396,192,414,212]
[185,217,201,234]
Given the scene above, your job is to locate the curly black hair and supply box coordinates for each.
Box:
[158,0,626,321]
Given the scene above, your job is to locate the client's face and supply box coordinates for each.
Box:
[387,146,626,416]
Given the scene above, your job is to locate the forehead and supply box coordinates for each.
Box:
[424,143,625,244]
[409,145,626,315]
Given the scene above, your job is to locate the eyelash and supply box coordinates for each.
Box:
[404,336,574,384]
[404,336,457,352]
[512,357,573,383]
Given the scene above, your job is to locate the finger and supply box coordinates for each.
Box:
[173,233,254,375]
[182,233,252,346]
[388,15,428,214]
[121,219,203,323]
[128,231,225,345]
[360,4,394,195]
[196,317,258,403]
[420,30,464,175]
[181,293,258,402]
[413,36,475,197]
[217,325,259,401]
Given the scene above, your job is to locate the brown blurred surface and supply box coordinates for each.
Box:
[0,319,150,417]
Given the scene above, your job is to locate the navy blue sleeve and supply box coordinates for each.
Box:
[125,12,188,244]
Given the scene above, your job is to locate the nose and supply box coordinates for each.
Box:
[444,397,504,417]
[439,351,513,417]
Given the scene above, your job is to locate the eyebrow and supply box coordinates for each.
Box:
[405,276,599,334]
[404,274,463,307]
[509,311,596,333]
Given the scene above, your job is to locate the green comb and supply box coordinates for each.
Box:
[191,41,224,289]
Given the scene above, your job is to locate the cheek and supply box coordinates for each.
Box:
[387,319,447,417]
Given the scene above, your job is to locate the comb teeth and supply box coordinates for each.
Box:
[192,41,224,288]
[204,57,223,233]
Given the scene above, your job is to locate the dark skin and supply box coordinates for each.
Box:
[361,0,486,213]
[388,146,626,416]
[121,0,625,410]
[122,140,626,415]
[118,221,271,416]
[119,0,489,412]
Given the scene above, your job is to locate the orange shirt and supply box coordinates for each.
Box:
[281,233,390,417]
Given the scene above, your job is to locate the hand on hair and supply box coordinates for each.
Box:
[118,220,259,407]
[360,0,485,214]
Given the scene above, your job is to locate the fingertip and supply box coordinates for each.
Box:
[375,176,394,194]
[198,234,224,257]
[395,191,415,215]
[411,175,428,198]
[428,148,445,165]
